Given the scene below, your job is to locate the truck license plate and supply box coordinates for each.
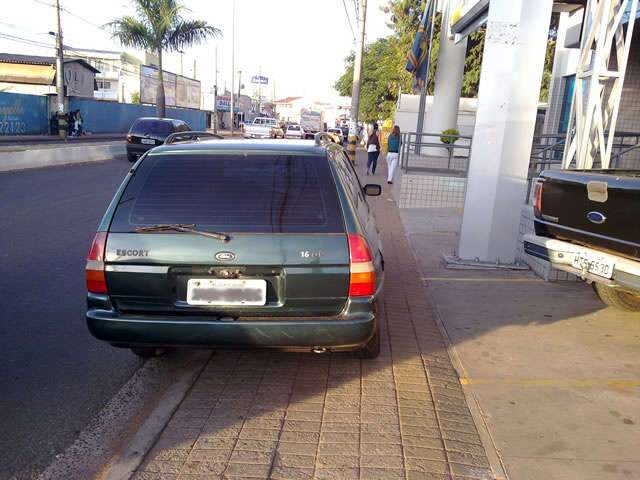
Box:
[186,278,267,306]
[571,252,614,279]
[141,138,155,145]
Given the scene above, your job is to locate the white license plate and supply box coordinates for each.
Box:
[571,252,615,279]
[186,278,267,306]
[141,138,155,145]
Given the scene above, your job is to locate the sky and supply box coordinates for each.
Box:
[0,0,394,102]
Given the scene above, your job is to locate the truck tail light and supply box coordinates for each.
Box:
[533,181,543,218]
[348,234,376,297]
[86,232,108,294]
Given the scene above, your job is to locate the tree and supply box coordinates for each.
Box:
[130,91,141,104]
[335,1,557,121]
[108,0,220,117]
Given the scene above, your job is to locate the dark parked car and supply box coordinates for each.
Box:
[526,169,640,311]
[86,136,385,358]
[126,117,191,161]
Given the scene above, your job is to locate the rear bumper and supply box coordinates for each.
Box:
[86,307,376,350]
[244,133,272,139]
[523,233,640,291]
[126,143,154,156]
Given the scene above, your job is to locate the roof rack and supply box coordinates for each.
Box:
[164,131,224,145]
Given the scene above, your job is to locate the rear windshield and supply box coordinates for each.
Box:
[130,119,173,136]
[110,153,345,234]
[288,126,300,131]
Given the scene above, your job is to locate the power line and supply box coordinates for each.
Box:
[29,0,55,7]
[342,0,356,41]
[0,21,51,36]
[0,31,55,49]
[61,7,106,31]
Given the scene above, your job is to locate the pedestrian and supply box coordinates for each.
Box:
[366,123,380,175]
[386,125,402,184]
[75,109,84,136]
[66,112,74,137]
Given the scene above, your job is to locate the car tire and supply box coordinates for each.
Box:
[355,326,380,359]
[130,347,165,358]
[594,283,640,311]
[127,153,137,162]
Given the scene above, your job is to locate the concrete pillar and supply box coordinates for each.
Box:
[457,0,553,264]
[424,0,467,149]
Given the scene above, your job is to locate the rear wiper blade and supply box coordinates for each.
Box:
[134,223,230,242]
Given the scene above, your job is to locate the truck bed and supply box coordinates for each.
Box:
[535,169,640,261]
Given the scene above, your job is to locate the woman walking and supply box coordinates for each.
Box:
[386,125,401,184]
[366,123,380,175]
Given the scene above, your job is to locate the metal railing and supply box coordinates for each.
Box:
[525,130,640,202]
[399,132,473,176]
[397,129,640,203]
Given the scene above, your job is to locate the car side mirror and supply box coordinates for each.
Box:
[363,184,382,196]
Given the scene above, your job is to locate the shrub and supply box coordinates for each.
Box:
[440,128,460,144]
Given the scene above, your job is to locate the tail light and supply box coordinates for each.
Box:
[348,234,376,297]
[533,181,543,218]
[86,232,108,294]
[126,134,133,143]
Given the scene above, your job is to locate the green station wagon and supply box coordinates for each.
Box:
[86,136,384,358]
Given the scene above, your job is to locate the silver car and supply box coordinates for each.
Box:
[285,125,304,139]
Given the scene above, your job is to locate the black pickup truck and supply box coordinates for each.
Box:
[524,169,640,311]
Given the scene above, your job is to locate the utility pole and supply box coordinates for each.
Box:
[230,1,235,137]
[193,58,197,79]
[213,43,218,133]
[347,0,367,163]
[238,70,243,120]
[415,0,436,154]
[272,79,276,119]
[55,0,66,138]
[257,66,262,115]
[180,50,184,75]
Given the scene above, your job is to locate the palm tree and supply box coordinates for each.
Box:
[108,0,221,117]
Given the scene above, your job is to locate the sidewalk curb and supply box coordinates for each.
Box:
[0,141,125,172]
[105,351,211,480]
[403,227,510,480]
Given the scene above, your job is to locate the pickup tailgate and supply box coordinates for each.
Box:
[536,169,640,259]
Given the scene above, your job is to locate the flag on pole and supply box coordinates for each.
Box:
[405,0,434,92]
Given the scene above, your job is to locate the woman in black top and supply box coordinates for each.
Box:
[366,123,380,175]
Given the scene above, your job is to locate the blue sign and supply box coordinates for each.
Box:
[0,92,49,135]
[251,75,269,85]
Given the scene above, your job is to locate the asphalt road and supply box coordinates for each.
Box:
[0,158,140,480]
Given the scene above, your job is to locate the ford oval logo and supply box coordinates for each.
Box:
[215,251,236,262]
[587,211,607,224]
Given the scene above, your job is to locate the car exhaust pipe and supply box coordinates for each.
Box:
[312,346,328,354]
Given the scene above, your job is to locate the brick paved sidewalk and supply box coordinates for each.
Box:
[133,150,493,480]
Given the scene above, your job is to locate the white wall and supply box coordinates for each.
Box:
[393,93,477,136]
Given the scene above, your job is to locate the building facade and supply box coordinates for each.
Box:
[0,53,99,98]
[65,48,157,104]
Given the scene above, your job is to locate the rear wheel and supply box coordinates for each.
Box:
[594,283,640,312]
[130,347,165,358]
[355,327,380,359]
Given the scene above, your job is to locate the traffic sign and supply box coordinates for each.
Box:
[251,75,269,85]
